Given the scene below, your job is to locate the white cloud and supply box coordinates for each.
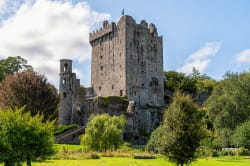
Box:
[0,0,6,10]
[0,0,110,86]
[0,0,8,13]
[177,42,221,74]
[235,49,250,64]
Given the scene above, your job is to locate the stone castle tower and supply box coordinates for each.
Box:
[89,15,164,106]
[59,59,81,125]
[59,15,164,134]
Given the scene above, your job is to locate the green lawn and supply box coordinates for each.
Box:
[2,157,250,166]
[2,144,250,165]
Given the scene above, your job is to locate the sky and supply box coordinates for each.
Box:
[0,0,250,88]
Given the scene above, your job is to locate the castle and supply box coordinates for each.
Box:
[59,15,164,136]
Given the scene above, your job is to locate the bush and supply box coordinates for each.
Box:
[81,114,126,152]
[89,153,100,159]
[0,107,55,166]
[134,155,156,159]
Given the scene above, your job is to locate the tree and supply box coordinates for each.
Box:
[0,107,55,166]
[147,92,205,166]
[81,114,126,151]
[164,70,216,105]
[164,71,197,94]
[205,71,250,147]
[0,56,33,82]
[232,120,250,148]
[146,125,164,153]
[0,71,59,121]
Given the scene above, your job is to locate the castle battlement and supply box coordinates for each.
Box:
[59,15,164,136]
[89,21,117,42]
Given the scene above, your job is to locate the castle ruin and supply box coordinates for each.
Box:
[59,15,164,137]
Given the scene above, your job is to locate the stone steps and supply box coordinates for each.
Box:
[56,126,85,144]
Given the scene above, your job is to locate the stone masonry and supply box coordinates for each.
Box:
[59,15,164,137]
[89,15,164,106]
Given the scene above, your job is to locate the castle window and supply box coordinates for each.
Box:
[120,90,123,96]
[63,92,67,98]
[99,86,102,91]
[100,66,103,71]
[62,78,66,85]
[130,42,132,48]
[142,83,144,87]
[63,63,68,72]
[100,55,103,59]
[70,82,72,91]
[112,85,114,90]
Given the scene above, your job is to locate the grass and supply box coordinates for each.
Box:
[2,157,250,166]
[2,144,250,165]
[53,144,83,152]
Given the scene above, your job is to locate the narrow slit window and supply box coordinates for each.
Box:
[63,92,67,98]
[63,63,68,72]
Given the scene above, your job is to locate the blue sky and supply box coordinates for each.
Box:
[0,0,250,88]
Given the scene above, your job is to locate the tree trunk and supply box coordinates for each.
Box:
[26,158,32,166]
[4,161,15,166]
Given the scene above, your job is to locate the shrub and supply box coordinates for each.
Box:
[0,107,55,166]
[134,155,156,159]
[81,114,126,152]
[89,153,100,159]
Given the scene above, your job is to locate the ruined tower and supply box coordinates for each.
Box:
[89,15,164,106]
[59,59,81,125]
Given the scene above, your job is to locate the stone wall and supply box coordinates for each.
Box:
[59,59,83,125]
[59,15,164,135]
[89,15,164,105]
[90,20,126,97]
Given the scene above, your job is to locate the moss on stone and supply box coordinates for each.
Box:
[98,96,129,108]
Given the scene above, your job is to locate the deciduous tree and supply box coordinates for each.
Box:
[81,114,126,151]
[232,120,250,148]
[0,56,33,82]
[205,71,250,147]
[0,107,55,166]
[147,92,205,166]
[0,71,59,121]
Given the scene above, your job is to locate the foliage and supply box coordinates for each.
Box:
[164,71,197,94]
[146,125,164,153]
[0,107,55,166]
[52,143,150,159]
[0,71,59,121]
[205,71,250,147]
[147,92,205,166]
[0,56,33,82]
[98,96,129,108]
[81,114,126,152]
[232,120,250,148]
[164,70,216,105]
[53,124,78,136]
